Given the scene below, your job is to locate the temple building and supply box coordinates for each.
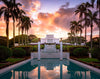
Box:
[41,35,59,43]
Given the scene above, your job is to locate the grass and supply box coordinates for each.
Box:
[6,58,24,63]
[77,58,100,63]
[0,63,5,66]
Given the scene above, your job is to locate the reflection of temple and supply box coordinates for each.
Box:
[41,35,59,43]
[5,59,100,79]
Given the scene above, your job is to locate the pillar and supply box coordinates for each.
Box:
[60,38,63,60]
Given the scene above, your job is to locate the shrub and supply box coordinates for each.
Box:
[67,46,89,56]
[56,45,67,51]
[12,45,33,56]
[73,48,88,57]
[56,45,60,49]
[63,45,67,52]
[12,48,26,58]
[41,45,44,49]
[32,45,38,51]
[0,39,7,46]
[0,46,12,61]
[91,48,100,60]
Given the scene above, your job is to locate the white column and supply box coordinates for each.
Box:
[60,40,63,60]
[38,41,41,60]
[89,53,92,58]
[67,53,70,59]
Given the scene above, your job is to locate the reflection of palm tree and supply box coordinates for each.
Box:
[86,10,98,50]
[0,0,12,47]
[91,0,100,48]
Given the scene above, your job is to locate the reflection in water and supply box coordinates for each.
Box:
[0,59,100,79]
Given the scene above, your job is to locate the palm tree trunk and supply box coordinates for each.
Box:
[76,33,77,46]
[85,25,87,45]
[18,27,20,46]
[27,31,28,45]
[80,32,82,45]
[22,29,23,45]
[90,24,93,51]
[6,21,9,48]
[99,26,100,48]
[13,19,15,47]
[99,9,100,48]
[25,30,26,45]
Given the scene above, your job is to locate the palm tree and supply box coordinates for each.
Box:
[21,16,33,45]
[24,17,33,45]
[0,0,12,48]
[17,10,26,45]
[70,21,83,45]
[91,0,100,48]
[75,2,91,45]
[86,10,99,50]
[11,0,22,47]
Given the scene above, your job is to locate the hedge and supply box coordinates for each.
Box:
[0,46,12,61]
[12,48,26,58]
[73,48,88,57]
[91,48,100,60]
[67,45,89,56]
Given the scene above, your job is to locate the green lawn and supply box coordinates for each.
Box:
[0,63,6,67]
[77,58,100,63]
[6,58,24,63]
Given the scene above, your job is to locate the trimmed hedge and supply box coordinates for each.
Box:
[12,48,26,58]
[0,46,12,61]
[12,45,33,56]
[32,45,38,51]
[73,48,88,57]
[63,45,67,52]
[56,45,67,52]
[91,48,100,60]
[67,46,89,56]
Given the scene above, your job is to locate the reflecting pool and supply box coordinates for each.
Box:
[0,59,100,79]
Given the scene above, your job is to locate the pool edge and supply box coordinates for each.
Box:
[69,58,100,74]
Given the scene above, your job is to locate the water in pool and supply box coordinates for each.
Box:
[0,59,100,79]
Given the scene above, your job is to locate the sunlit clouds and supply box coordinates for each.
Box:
[0,0,99,40]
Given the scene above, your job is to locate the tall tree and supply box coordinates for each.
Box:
[17,10,25,45]
[0,0,12,47]
[11,0,22,47]
[91,0,100,48]
[70,21,83,45]
[86,10,99,50]
[75,2,91,45]
[24,17,33,44]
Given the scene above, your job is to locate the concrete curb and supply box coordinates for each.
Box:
[69,59,100,74]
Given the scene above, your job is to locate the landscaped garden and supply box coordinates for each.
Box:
[0,44,43,69]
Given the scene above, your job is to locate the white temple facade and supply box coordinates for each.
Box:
[41,35,59,43]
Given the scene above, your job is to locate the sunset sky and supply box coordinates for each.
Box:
[0,0,99,40]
